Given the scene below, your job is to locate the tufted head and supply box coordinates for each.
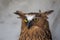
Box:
[14,10,54,29]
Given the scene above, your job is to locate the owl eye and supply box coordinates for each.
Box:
[24,19,28,23]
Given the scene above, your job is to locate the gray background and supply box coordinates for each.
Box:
[0,0,60,40]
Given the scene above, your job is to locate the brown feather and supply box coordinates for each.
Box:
[14,10,54,40]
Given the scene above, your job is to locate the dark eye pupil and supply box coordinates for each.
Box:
[35,18,37,20]
[24,18,28,23]
[33,18,39,21]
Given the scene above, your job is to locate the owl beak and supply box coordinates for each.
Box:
[27,21,32,29]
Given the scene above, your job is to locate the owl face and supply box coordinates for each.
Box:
[14,10,54,29]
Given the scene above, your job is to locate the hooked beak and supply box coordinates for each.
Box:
[27,21,32,29]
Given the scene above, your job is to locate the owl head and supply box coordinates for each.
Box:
[14,10,54,29]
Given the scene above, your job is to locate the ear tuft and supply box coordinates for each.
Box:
[14,11,26,18]
[44,10,54,15]
[14,11,23,15]
[46,10,54,13]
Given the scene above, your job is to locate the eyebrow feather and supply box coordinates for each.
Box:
[25,15,35,21]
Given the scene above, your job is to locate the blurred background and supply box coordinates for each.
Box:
[0,0,60,40]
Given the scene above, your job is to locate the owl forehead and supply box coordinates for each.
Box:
[25,15,35,21]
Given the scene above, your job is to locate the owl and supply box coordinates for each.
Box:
[14,10,54,40]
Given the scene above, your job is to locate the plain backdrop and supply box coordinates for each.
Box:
[0,0,60,40]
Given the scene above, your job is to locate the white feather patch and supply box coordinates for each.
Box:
[25,15,35,21]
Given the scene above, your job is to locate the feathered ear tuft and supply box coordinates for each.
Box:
[44,10,54,15]
[14,11,26,18]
